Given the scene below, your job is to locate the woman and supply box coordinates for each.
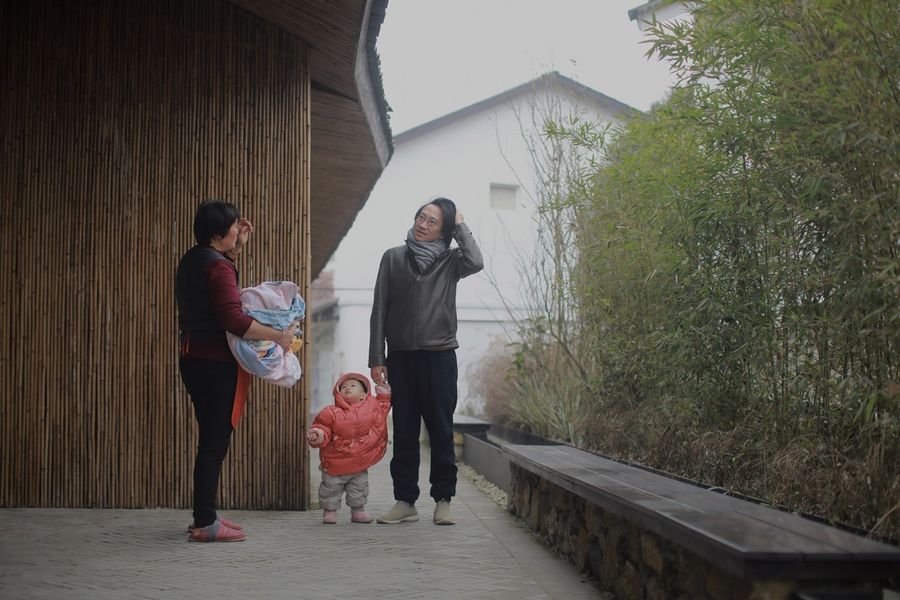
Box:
[369,197,483,526]
[176,199,295,543]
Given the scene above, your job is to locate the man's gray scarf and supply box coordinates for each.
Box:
[406,228,449,273]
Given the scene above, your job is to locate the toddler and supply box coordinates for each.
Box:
[307,373,391,523]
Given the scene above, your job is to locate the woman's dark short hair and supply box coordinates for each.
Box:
[193,199,240,245]
[415,197,457,243]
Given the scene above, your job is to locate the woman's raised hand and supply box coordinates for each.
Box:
[226,218,254,260]
[455,211,464,225]
[235,218,253,248]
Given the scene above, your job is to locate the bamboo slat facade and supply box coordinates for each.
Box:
[0,0,317,509]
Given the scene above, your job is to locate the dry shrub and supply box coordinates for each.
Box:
[468,338,517,423]
[583,407,900,541]
[759,441,900,539]
[469,337,593,445]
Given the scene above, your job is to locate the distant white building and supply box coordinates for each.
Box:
[310,72,634,415]
[628,1,692,31]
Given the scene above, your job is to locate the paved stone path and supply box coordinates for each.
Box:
[0,448,607,599]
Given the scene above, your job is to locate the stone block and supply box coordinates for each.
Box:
[674,547,707,599]
[588,544,604,581]
[746,580,793,600]
[567,508,582,538]
[521,487,533,519]
[550,483,569,511]
[561,533,576,561]
[527,489,541,530]
[574,528,590,569]
[573,494,586,512]
[584,503,606,538]
[538,489,551,521]
[645,575,667,600]
[514,480,529,519]
[600,524,625,585]
[640,531,665,574]
[705,565,735,600]
[658,536,678,570]
[728,576,755,600]
[605,510,623,529]
[617,559,642,600]
[605,524,625,555]
[543,506,560,540]
[509,467,525,516]
[625,522,642,563]
[600,541,620,585]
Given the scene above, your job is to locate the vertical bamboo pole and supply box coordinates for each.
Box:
[299,42,312,510]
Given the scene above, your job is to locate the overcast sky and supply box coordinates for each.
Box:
[375,0,678,134]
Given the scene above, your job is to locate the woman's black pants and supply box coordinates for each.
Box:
[179,358,236,528]
[386,349,458,504]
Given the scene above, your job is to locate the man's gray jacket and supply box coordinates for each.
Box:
[368,223,483,367]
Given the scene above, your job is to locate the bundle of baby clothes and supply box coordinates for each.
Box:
[226,281,305,388]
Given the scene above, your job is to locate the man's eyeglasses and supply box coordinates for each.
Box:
[415,213,440,228]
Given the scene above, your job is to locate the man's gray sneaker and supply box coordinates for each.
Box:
[377,501,419,524]
[433,500,455,525]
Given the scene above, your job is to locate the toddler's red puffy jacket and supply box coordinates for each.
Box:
[309,372,391,476]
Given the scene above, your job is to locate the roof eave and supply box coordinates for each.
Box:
[394,71,637,145]
[226,0,393,276]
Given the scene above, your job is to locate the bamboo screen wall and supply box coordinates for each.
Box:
[0,0,312,509]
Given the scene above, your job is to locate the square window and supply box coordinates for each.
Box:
[490,184,517,210]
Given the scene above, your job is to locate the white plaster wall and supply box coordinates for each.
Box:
[313,85,623,413]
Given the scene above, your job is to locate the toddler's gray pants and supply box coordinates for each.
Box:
[318,468,369,510]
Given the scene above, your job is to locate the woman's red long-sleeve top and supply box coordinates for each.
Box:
[175,245,253,362]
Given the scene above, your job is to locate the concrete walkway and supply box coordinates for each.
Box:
[0,447,606,599]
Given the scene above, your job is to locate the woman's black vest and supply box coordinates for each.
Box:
[175,245,234,342]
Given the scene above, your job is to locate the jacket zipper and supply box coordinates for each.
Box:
[413,273,421,346]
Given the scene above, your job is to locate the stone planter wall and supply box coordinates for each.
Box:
[508,464,882,600]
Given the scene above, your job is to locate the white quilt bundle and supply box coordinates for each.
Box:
[226,281,305,388]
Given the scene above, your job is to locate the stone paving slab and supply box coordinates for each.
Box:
[0,448,608,599]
